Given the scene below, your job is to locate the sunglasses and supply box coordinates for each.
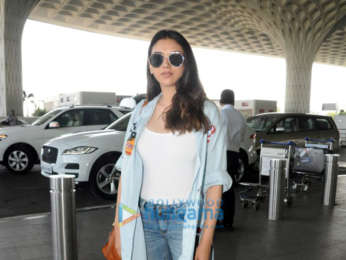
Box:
[149,52,185,68]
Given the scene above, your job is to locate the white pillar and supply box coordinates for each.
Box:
[0,0,39,117]
[284,48,314,113]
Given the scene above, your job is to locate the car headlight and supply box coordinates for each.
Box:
[0,134,8,140]
[63,146,98,155]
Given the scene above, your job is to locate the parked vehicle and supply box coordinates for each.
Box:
[0,105,128,174]
[237,125,257,182]
[334,115,346,147]
[41,112,257,199]
[246,113,340,152]
[41,113,130,199]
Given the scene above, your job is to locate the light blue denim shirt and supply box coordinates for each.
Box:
[115,94,232,260]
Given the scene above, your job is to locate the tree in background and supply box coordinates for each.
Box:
[327,112,336,118]
[23,90,36,116]
[339,109,346,115]
[23,91,47,117]
[23,90,34,101]
[32,107,47,117]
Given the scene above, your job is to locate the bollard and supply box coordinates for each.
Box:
[268,159,286,221]
[50,175,78,260]
[323,154,339,206]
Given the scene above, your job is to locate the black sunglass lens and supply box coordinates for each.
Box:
[149,54,163,67]
[169,54,184,67]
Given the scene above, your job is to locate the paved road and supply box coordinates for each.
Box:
[1,147,345,218]
[0,165,113,218]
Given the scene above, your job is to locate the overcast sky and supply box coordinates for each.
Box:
[22,20,346,114]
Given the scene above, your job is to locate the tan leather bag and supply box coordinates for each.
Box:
[102,227,121,260]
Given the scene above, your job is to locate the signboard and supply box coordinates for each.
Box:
[322,103,337,111]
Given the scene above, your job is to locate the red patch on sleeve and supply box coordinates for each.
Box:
[207,125,216,143]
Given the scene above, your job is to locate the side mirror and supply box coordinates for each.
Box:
[48,121,60,128]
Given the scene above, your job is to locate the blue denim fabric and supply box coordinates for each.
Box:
[139,198,187,260]
[116,97,231,259]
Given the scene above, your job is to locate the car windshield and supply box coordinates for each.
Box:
[247,116,277,132]
[32,109,64,126]
[106,113,131,131]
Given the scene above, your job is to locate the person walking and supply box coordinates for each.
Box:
[219,89,246,228]
[112,30,232,260]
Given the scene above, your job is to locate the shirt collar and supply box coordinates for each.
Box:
[222,104,234,110]
[137,93,162,123]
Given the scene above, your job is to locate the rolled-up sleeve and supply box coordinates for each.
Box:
[203,102,232,194]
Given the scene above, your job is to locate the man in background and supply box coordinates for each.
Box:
[6,110,18,126]
[220,89,246,228]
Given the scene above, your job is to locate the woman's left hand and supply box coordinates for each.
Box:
[194,242,212,260]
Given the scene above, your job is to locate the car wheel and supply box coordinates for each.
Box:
[90,156,120,200]
[234,153,249,183]
[5,145,34,174]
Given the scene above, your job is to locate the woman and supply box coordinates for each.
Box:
[113,30,232,260]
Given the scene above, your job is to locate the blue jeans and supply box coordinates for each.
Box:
[139,198,187,260]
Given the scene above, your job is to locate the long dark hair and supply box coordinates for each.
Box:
[146,30,209,133]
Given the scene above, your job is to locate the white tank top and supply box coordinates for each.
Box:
[137,127,197,204]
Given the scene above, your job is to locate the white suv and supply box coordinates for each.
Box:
[0,105,126,174]
[41,113,257,199]
[41,113,130,199]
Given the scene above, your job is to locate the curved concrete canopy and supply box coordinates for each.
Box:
[0,0,344,116]
[29,0,346,66]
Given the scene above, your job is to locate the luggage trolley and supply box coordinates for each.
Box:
[292,137,335,192]
[239,140,295,210]
[304,137,335,151]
